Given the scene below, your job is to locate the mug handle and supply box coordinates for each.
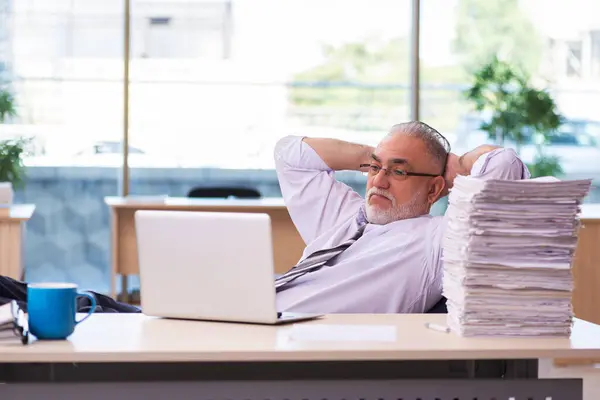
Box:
[75,291,97,324]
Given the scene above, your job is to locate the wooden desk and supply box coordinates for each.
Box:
[555,204,600,367]
[0,314,595,398]
[106,198,600,309]
[2,313,600,363]
[105,197,305,300]
[0,204,35,279]
[573,204,600,325]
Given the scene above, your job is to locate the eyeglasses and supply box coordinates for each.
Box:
[359,163,442,181]
[0,300,29,345]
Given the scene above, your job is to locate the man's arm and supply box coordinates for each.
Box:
[468,146,531,180]
[458,144,501,174]
[444,145,530,190]
[274,136,372,245]
[302,137,374,171]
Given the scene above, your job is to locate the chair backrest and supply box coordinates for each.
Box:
[426,296,447,313]
[187,187,261,199]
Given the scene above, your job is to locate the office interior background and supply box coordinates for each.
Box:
[0,0,599,294]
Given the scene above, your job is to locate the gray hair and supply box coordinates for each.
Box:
[388,121,450,175]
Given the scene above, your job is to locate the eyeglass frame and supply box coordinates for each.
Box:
[359,163,442,179]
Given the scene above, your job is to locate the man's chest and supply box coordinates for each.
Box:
[302,221,433,268]
[277,227,437,312]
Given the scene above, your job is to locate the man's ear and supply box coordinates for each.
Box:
[428,175,447,204]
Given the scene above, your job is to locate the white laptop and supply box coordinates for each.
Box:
[134,210,322,325]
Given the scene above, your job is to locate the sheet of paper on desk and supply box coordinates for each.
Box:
[286,324,397,342]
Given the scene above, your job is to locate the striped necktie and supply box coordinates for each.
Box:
[275,225,366,292]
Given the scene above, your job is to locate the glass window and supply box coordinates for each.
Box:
[2,0,123,292]
[421,0,600,202]
[134,1,231,59]
[128,0,411,195]
[591,29,600,78]
[10,0,598,295]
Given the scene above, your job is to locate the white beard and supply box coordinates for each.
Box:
[365,187,427,225]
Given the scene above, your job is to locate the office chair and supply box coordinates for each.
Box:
[187,186,261,199]
[426,296,448,313]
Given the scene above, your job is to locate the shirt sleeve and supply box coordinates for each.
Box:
[470,147,531,179]
[274,135,364,245]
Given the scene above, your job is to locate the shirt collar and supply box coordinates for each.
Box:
[356,203,369,226]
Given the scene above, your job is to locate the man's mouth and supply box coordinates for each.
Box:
[369,193,392,205]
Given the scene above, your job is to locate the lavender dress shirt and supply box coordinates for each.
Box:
[274,136,531,313]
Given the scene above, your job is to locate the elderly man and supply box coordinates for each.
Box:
[274,121,530,314]
[0,121,527,315]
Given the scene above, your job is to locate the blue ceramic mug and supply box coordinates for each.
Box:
[27,283,96,340]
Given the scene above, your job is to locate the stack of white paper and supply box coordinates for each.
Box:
[442,175,592,337]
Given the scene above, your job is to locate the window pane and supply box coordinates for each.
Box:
[128,0,411,194]
[421,0,600,202]
[1,0,123,292]
[124,0,411,297]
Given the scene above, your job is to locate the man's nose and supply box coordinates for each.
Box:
[372,168,390,189]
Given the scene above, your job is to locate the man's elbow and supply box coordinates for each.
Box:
[482,148,531,180]
[273,135,300,167]
[274,135,294,157]
[474,144,502,157]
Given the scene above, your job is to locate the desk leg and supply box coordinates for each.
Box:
[111,209,138,303]
[0,221,23,280]
[20,223,25,281]
[120,275,129,304]
[110,209,119,299]
[111,209,130,302]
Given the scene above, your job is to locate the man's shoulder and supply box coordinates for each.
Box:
[428,214,446,235]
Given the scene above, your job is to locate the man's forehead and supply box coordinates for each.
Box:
[378,132,426,148]
[374,136,426,160]
[371,152,411,165]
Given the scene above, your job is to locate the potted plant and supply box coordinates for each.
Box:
[0,88,29,191]
[465,56,564,177]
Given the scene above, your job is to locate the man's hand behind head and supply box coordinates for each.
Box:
[441,153,460,197]
[461,145,501,171]
[442,145,501,196]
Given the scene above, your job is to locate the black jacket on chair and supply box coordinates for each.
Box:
[0,276,140,313]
